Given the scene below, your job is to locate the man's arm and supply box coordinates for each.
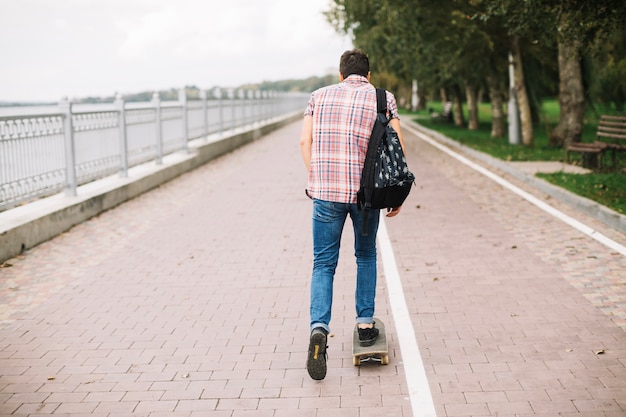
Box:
[389,117,406,154]
[300,115,313,171]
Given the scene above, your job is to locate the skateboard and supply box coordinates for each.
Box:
[352,318,389,366]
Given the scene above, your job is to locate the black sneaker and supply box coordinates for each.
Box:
[306,328,328,380]
[358,324,379,347]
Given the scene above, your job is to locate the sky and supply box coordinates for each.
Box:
[0,0,353,102]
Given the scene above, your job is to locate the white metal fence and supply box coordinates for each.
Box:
[0,89,308,212]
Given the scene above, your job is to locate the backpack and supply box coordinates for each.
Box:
[357,88,415,235]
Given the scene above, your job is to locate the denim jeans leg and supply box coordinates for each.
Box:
[349,205,380,324]
[310,200,348,333]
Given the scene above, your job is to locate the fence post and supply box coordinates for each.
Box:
[248,90,253,126]
[59,97,77,197]
[262,90,269,122]
[152,92,163,165]
[230,89,236,131]
[200,89,208,140]
[248,90,252,125]
[179,88,189,153]
[114,94,129,177]
[214,87,223,136]
[254,90,261,126]
[242,90,247,126]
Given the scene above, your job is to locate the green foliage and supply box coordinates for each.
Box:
[587,27,626,111]
[474,0,626,47]
[325,0,626,142]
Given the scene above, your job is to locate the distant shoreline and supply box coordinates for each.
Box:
[0,101,56,107]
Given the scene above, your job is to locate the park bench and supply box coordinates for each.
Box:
[566,115,626,170]
[430,101,453,122]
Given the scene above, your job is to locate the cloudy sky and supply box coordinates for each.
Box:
[0,0,353,102]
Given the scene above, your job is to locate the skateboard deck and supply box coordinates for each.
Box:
[352,318,389,366]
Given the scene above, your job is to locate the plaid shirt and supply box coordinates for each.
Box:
[304,75,399,203]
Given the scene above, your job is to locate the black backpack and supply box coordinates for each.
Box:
[357,88,415,234]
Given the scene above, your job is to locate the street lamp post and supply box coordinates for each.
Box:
[508,52,521,145]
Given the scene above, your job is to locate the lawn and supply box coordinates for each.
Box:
[405,100,626,215]
[536,172,626,214]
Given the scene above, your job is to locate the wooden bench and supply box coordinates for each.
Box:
[430,101,453,122]
[566,115,626,170]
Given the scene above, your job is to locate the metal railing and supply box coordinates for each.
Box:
[0,89,308,212]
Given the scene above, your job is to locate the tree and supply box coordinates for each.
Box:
[476,0,626,147]
[326,0,510,135]
[326,0,626,148]
[510,36,534,145]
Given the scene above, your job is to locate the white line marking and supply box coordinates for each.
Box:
[378,216,437,417]
[406,124,626,257]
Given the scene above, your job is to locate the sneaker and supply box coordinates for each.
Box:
[358,324,379,347]
[306,328,328,380]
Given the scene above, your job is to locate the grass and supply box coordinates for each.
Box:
[536,172,626,214]
[403,100,626,215]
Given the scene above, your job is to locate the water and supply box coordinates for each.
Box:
[0,105,60,117]
[0,101,197,118]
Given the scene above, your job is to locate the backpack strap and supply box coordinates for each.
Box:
[376,88,387,115]
[359,88,388,235]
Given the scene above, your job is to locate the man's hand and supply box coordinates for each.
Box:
[386,206,402,217]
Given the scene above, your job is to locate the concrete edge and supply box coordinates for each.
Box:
[407,120,626,235]
[0,113,301,263]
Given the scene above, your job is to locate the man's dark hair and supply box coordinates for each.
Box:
[340,49,370,78]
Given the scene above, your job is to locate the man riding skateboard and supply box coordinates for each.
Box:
[299,49,407,380]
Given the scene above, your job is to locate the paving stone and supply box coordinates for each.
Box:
[0,119,624,416]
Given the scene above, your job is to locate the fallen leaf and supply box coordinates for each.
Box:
[594,349,605,355]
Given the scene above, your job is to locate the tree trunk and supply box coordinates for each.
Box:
[418,89,427,111]
[440,88,448,103]
[551,37,585,148]
[451,85,465,127]
[511,36,533,146]
[487,74,506,138]
[466,83,479,130]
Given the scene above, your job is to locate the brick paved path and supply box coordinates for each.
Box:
[0,119,624,416]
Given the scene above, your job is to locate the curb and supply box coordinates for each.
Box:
[409,121,626,235]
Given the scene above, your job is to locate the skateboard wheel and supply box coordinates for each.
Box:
[381,355,389,365]
[353,356,361,366]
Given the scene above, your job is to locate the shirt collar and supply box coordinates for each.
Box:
[342,74,369,85]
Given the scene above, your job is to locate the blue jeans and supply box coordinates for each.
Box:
[309,199,380,333]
